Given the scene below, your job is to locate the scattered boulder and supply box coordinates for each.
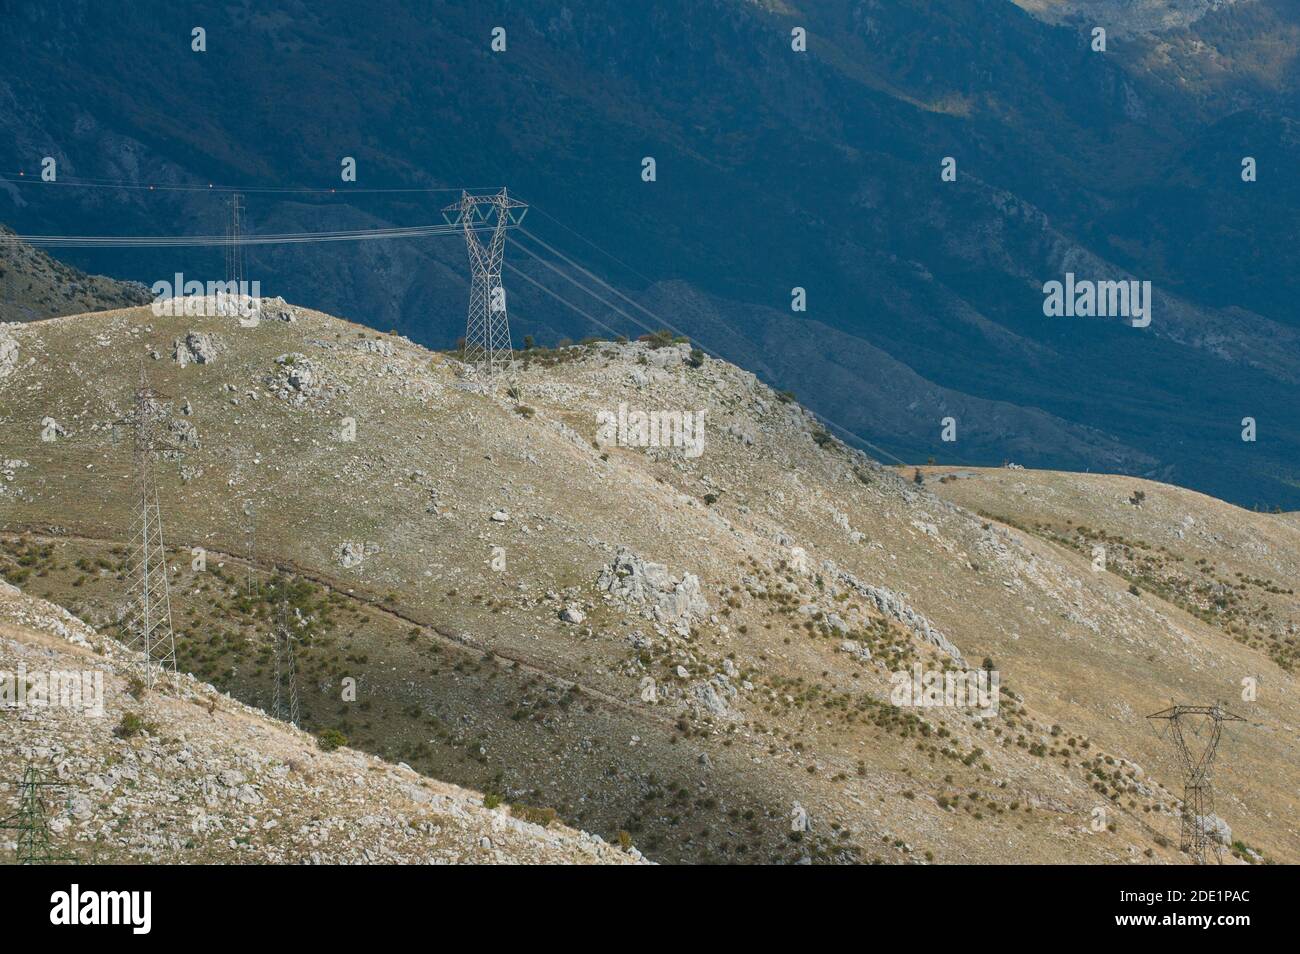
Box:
[727,422,755,446]
[1197,814,1232,846]
[337,541,378,569]
[839,639,871,660]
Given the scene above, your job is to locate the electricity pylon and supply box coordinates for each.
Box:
[442,188,528,377]
[1147,702,1246,864]
[0,765,74,864]
[224,192,245,289]
[272,599,300,726]
[230,441,259,599]
[242,498,256,600]
[121,366,179,691]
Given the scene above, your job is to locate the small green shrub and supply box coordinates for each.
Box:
[115,712,146,739]
[510,804,558,828]
[316,728,348,752]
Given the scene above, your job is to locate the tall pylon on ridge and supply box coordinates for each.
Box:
[442,189,528,377]
[122,365,180,691]
[0,765,74,864]
[224,192,245,289]
[272,598,300,726]
[1147,702,1246,864]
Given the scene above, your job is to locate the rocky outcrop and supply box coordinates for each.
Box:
[598,546,708,636]
[689,676,737,720]
[253,297,298,323]
[338,541,379,569]
[0,327,18,379]
[172,331,225,367]
[269,353,320,405]
[822,560,964,664]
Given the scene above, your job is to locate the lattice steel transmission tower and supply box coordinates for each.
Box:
[230,441,259,599]
[122,367,179,690]
[242,498,256,600]
[271,599,300,727]
[0,765,74,864]
[1147,702,1246,864]
[442,188,528,377]
[224,192,245,289]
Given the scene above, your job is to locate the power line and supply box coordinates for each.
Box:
[509,236,663,342]
[517,225,672,333]
[1,222,496,249]
[0,172,505,195]
[508,222,911,465]
[526,204,661,289]
[503,261,628,343]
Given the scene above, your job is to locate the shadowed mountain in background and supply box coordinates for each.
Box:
[1,0,1298,507]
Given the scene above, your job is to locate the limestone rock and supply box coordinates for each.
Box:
[173,331,225,367]
[598,546,708,636]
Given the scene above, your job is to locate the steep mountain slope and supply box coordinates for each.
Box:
[3,0,1299,506]
[0,225,150,322]
[1013,1,1247,35]
[2,299,1295,864]
[0,580,640,864]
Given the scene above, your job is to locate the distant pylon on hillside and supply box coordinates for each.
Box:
[242,498,256,600]
[0,765,74,864]
[442,189,528,377]
[231,441,259,600]
[1147,702,1247,864]
[272,598,300,727]
[224,192,245,289]
[120,365,180,691]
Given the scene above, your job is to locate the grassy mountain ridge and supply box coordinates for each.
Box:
[2,296,1296,864]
